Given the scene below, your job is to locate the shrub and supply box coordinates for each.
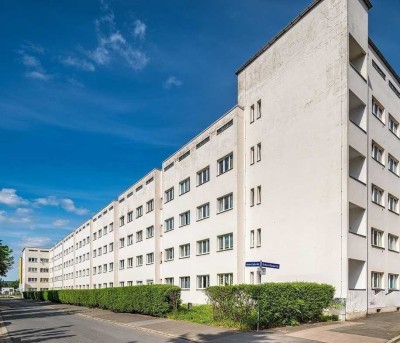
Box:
[23,285,181,317]
[206,282,335,329]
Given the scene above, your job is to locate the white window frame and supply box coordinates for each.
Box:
[372,142,384,165]
[146,253,154,265]
[136,230,143,242]
[165,248,174,261]
[136,205,143,218]
[179,244,190,258]
[372,185,384,206]
[197,239,210,255]
[179,211,191,227]
[256,143,261,162]
[197,275,210,289]
[371,228,384,248]
[197,203,210,220]
[371,271,384,289]
[136,255,143,267]
[197,167,210,186]
[217,273,233,286]
[388,274,399,290]
[388,155,399,175]
[217,153,233,175]
[165,187,174,203]
[388,234,399,252]
[217,233,233,251]
[180,276,190,289]
[179,178,190,195]
[218,193,233,213]
[146,199,154,213]
[165,217,174,232]
[146,226,154,238]
[388,194,399,213]
[372,98,384,122]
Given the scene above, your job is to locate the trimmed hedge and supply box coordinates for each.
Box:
[23,285,181,317]
[206,282,335,329]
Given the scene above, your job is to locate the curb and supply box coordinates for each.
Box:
[0,311,12,343]
[387,335,400,343]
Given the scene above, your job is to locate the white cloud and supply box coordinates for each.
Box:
[18,44,51,81]
[15,208,33,215]
[34,196,89,215]
[17,236,51,249]
[52,219,69,227]
[88,3,149,70]
[0,208,32,224]
[60,56,95,72]
[133,20,146,39]
[164,76,183,89]
[25,71,51,81]
[0,188,28,206]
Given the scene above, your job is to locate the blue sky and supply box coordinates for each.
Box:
[0,0,399,280]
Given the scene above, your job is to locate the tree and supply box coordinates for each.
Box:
[0,240,14,277]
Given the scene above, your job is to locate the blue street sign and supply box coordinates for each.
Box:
[245,261,280,269]
[262,262,280,269]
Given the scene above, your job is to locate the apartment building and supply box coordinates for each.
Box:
[20,248,50,291]
[20,0,400,319]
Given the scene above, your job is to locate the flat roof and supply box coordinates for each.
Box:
[236,0,372,75]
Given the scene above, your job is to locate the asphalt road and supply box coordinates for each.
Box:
[0,299,188,343]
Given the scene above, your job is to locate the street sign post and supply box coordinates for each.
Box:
[245,261,280,269]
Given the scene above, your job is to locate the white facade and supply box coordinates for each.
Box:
[21,247,50,291]
[20,0,400,319]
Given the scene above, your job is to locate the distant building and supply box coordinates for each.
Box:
[20,247,50,292]
[21,0,400,319]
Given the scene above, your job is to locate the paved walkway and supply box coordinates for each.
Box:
[2,299,400,342]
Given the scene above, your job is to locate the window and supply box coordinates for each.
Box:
[371,228,384,248]
[256,228,262,247]
[127,257,133,268]
[136,206,143,218]
[127,281,133,286]
[371,272,384,289]
[218,193,233,213]
[389,155,399,175]
[372,185,384,206]
[165,217,174,232]
[109,222,114,232]
[93,249,97,258]
[250,147,255,165]
[165,278,174,285]
[218,153,233,175]
[136,230,143,242]
[28,258,37,263]
[103,245,107,254]
[119,238,125,248]
[180,276,190,289]
[372,98,384,122]
[109,242,114,252]
[146,199,154,213]
[197,275,210,289]
[256,100,261,119]
[109,282,113,288]
[103,264,107,272]
[217,119,233,135]
[179,178,190,195]
[136,281,143,285]
[372,59,386,80]
[389,115,399,137]
[196,136,210,150]
[197,203,210,220]
[389,194,399,213]
[389,274,399,290]
[98,247,102,256]
[119,216,125,227]
[256,143,261,162]
[388,234,399,252]
[93,267,97,275]
[179,244,190,258]
[127,211,133,223]
[146,226,154,238]
[179,211,190,227]
[146,280,154,285]
[165,187,174,203]
[103,226,107,235]
[98,265,102,274]
[257,186,262,204]
[197,167,210,185]
[109,262,113,272]
[127,234,133,245]
[250,188,255,207]
[165,248,174,261]
[197,239,210,255]
[93,232,97,240]
[146,253,154,265]
[119,259,125,270]
[217,273,233,286]
[119,282,125,287]
[98,229,102,238]
[372,142,384,165]
[218,233,233,251]
[250,105,255,123]
[136,255,143,267]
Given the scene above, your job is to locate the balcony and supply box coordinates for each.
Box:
[348,258,366,290]
[349,91,367,132]
[349,202,366,237]
[349,34,367,81]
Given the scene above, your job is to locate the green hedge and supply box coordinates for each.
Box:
[206,282,335,329]
[23,285,181,317]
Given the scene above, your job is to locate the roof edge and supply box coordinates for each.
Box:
[369,38,400,83]
[236,0,373,75]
